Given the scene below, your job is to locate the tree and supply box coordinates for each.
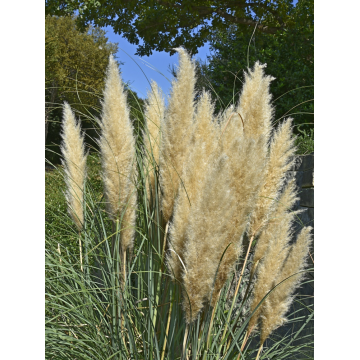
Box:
[46,15,145,164]
[194,0,313,134]
[46,0,302,56]
[45,14,119,142]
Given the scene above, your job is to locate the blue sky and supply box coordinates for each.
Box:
[104,26,211,100]
[103,0,298,100]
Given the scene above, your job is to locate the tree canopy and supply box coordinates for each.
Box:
[46,15,145,164]
[45,14,119,120]
[169,0,313,133]
[46,0,303,56]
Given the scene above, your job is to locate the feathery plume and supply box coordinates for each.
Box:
[159,47,196,222]
[210,135,267,305]
[236,62,274,142]
[250,178,301,276]
[143,81,165,201]
[167,91,218,281]
[259,226,312,344]
[99,55,137,252]
[182,154,236,323]
[247,178,301,333]
[248,118,297,238]
[60,102,88,231]
[213,63,276,303]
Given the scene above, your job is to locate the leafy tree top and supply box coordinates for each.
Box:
[45,14,119,115]
[46,0,302,56]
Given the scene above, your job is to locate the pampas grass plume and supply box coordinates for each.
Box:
[143,81,165,201]
[159,47,196,222]
[60,102,88,231]
[247,178,301,333]
[167,91,218,281]
[236,62,274,141]
[259,226,312,344]
[99,55,137,252]
[248,118,297,238]
[251,178,300,276]
[182,154,236,323]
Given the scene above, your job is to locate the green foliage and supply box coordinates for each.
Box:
[45,14,119,115]
[195,0,313,134]
[46,0,307,56]
[45,153,105,258]
[295,128,314,155]
[45,15,145,164]
[45,14,118,163]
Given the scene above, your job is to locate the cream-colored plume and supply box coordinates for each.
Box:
[247,178,301,333]
[259,226,312,344]
[250,178,301,277]
[236,62,274,142]
[211,135,267,306]
[143,81,165,201]
[99,55,137,252]
[61,102,88,231]
[211,63,277,303]
[248,118,297,238]
[167,91,218,282]
[182,154,236,323]
[159,47,196,222]
[218,105,244,146]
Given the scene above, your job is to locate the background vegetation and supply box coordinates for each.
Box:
[45,14,145,165]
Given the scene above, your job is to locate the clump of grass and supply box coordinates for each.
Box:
[46,49,313,359]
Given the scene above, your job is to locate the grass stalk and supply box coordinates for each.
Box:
[203,300,218,359]
[162,221,169,261]
[220,234,255,349]
[183,324,189,360]
[255,343,264,360]
[78,231,83,272]
[160,288,173,360]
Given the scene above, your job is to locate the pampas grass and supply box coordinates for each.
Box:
[159,47,196,223]
[47,50,314,360]
[143,81,165,202]
[259,226,312,344]
[167,91,218,282]
[98,54,137,253]
[60,102,88,231]
[182,153,236,323]
[247,178,302,334]
[248,117,297,238]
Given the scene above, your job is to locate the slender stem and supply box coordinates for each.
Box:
[308,250,314,264]
[220,235,255,348]
[162,221,169,261]
[240,331,248,353]
[206,302,217,350]
[234,235,255,304]
[160,288,173,360]
[78,231,83,272]
[57,243,62,263]
[239,260,259,313]
[255,343,263,360]
[123,249,127,286]
[183,325,189,360]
